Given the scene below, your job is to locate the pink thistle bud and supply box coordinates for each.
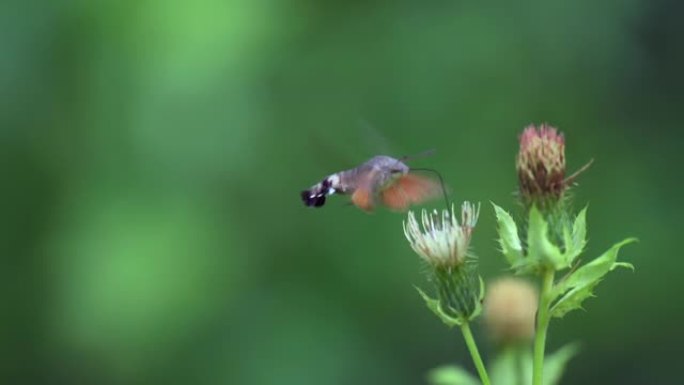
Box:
[516,124,566,206]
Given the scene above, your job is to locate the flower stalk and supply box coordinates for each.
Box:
[532,269,555,385]
[461,322,491,385]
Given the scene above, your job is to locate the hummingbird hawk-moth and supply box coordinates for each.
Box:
[300,154,446,212]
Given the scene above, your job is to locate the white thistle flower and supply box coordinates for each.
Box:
[403,202,480,268]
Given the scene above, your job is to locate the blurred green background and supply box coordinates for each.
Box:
[3,0,682,384]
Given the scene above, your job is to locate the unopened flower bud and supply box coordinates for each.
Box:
[516,124,566,208]
[484,277,538,345]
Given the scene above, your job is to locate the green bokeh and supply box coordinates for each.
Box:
[2,0,682,384]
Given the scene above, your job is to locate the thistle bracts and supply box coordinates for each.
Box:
[516,124,566,211]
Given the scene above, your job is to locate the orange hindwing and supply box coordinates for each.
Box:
[381,173,442,211]
[351,187,375,212]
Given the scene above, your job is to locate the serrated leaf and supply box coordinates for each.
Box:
[528,206,566,270]
[478,275,486,303]
[466,276,485,321]
[551,238,636,317]
[543,343,580,385]
[428,365,480,385]
[550,280,600,318]
[614,262,635,270]
[492,203,524,266]
[554,237,636,297]
[563,207,588,264]
[416,286,462,327]
[509,257,542,274]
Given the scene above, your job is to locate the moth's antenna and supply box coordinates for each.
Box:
[389,149,436,171]
[390,148,436,172]
[410,167,451,211]
[400,149,436,162]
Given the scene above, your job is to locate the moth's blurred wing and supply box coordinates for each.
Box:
[351,188,374,212]
[350,169,379,212]
[381,173,443,211]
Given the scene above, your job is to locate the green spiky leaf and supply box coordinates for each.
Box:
[416,286,462,327]
[551,280,600,317]
[527,206,565,270]
[464,276,485,321]
[551,238,636,317]
[476,275,485,311]
[428,365,480,385]
[492,203,524,266]
[543,343,580,385]
[562,207,588,264]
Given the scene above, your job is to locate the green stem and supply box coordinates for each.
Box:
[460,322,491,385]
[514,345,525,385]
[533,269,555,385]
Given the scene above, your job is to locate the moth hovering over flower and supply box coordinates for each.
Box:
[300,153,447,212]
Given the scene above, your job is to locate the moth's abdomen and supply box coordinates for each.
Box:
[301,189,326,207]
[301,176,338,208]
